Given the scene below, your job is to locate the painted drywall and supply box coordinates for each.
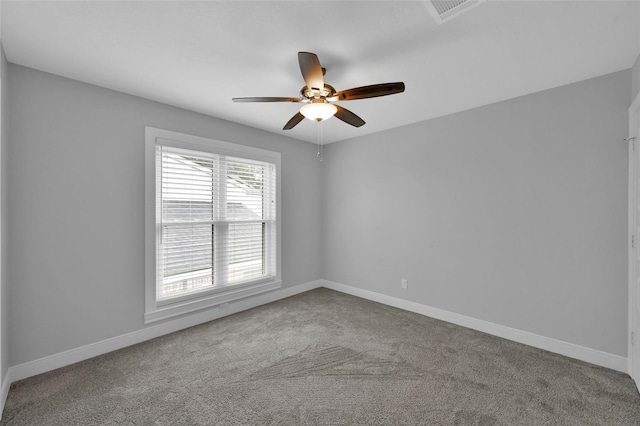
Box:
[323,70,630,357]
[0,47,7,385]
[634,2,640,103]
[633,54,640,102]
[7,64,323,366]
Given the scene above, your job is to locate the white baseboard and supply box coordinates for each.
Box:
[7,280,322,385]
[322,280,628,373]
[0,369,12,421]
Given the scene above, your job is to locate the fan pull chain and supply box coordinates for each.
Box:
[317,120,324,162]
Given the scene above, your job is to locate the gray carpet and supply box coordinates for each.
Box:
[2,288,640,425]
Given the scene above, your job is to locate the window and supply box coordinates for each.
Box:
[145,128,281,322]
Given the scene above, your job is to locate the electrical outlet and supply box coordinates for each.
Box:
[401,279,408,289]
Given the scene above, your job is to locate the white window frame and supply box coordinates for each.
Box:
[144,127,281,323]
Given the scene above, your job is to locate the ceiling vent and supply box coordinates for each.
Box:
[423,0,486,24]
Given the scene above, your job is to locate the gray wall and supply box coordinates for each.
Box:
[7,64,323,366]
[4,61,634,366]
[323,70,630,356]
[1,47,7,382]
[633,54,640,102]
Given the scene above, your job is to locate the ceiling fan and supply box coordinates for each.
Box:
[232,52,405,130]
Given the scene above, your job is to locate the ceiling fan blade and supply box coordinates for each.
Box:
[335,105,365,128]
[298,52,324,92]
[333,82,405,101]
[232,97,302,103]
[283,112,305,130]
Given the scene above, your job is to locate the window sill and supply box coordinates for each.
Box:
[144,279,282,323]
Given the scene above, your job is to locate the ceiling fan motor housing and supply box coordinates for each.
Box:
[301,84,336,101]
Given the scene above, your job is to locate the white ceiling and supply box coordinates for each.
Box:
[2,1,639,144]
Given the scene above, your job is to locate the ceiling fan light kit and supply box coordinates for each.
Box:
[300,100,337,122]
[232,52,405,131]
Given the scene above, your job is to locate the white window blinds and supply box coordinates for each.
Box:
[156,145,276,303]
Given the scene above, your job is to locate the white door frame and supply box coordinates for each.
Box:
[628,93,640,388]
[0,71,2,397]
